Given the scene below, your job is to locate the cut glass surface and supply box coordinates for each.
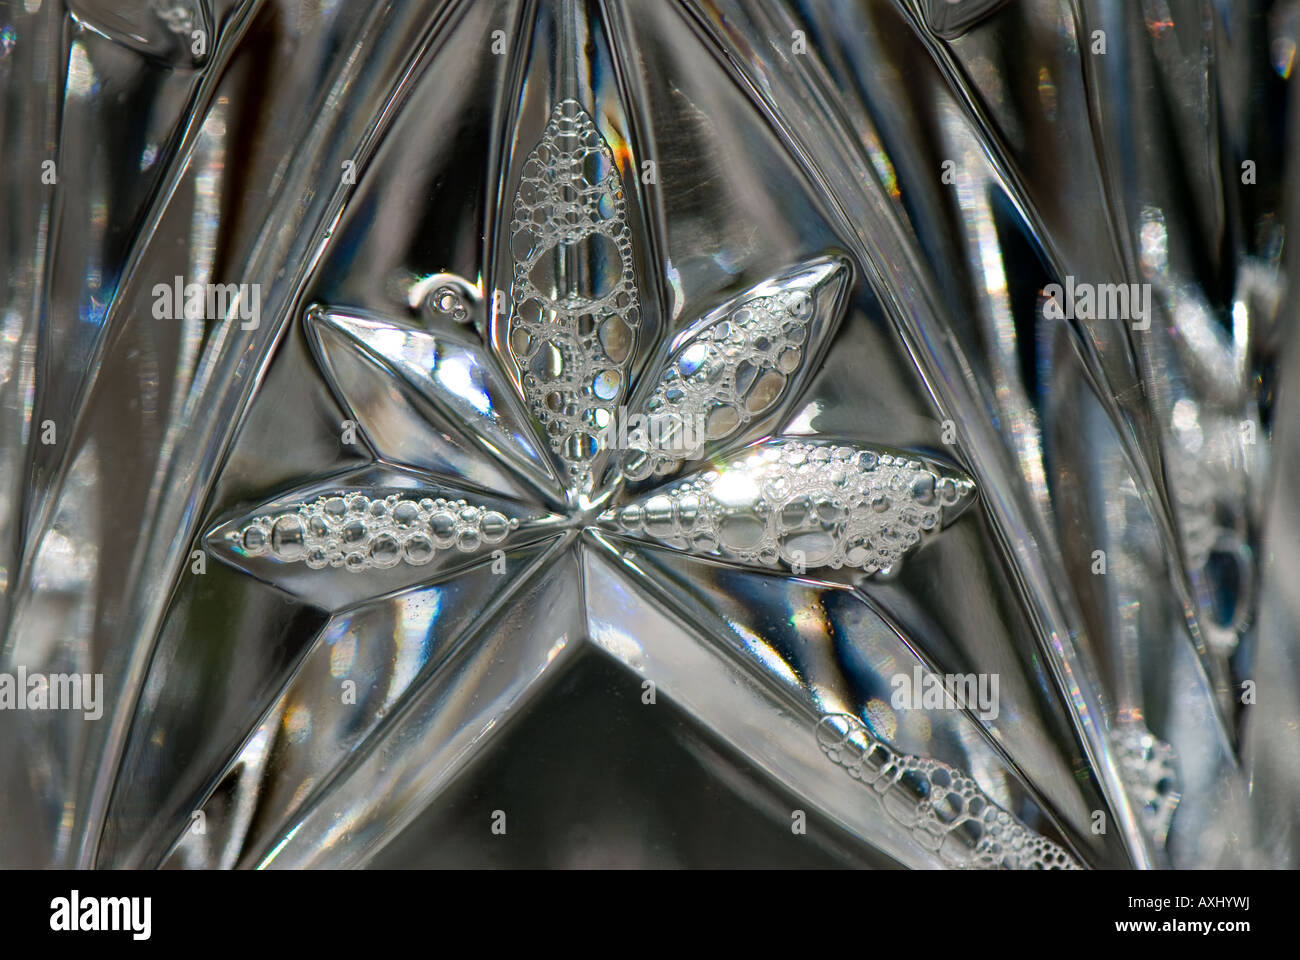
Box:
[0,0,1295,870]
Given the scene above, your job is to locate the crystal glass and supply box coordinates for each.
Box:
[0,0,1294,869]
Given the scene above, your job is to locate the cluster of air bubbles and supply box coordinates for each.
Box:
[508,99,639,485]
[230,492,516,572]
[815,714,1080,869]
[152,0,197,35]
[622,284,817,480]
[1164,398,1252,655]
[428,284,470,324]
[602,439,973,575]
[1113,722,1180,844]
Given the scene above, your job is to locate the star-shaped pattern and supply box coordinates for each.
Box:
[190,100,1079,870]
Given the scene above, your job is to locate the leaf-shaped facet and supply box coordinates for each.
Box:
[306,306,563,504]
[599,438,974,575]
[226,492,518,573]
[619,256,851,481]
[507,100,640,488]
[205,467,562,611]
